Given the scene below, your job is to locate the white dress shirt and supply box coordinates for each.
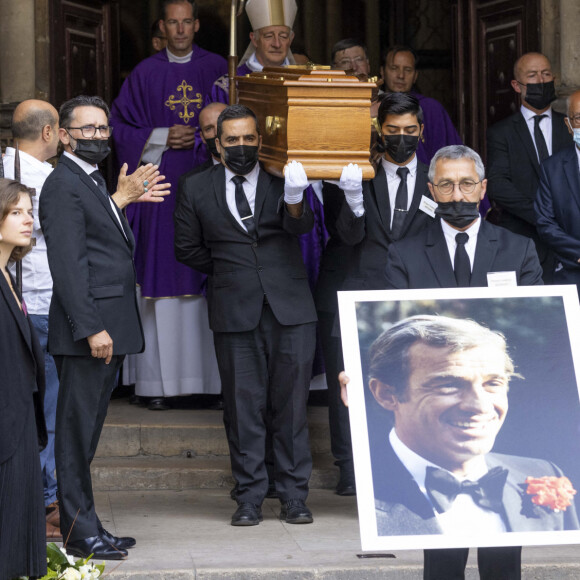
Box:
[520,104,553,159]
[441,217,481,272]
[4,148,53,315]
[389,429,507,534]
[224,163,260,231]
[63,151,127,239]
[381,155,418,228]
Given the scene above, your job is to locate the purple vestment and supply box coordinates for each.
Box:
[110,47,227,298]
[413,92,462,165]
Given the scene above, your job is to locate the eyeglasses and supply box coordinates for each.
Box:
[433,180,481,195]
[335,56,367,69]
[568,114,580,125]
[66,125,113,138]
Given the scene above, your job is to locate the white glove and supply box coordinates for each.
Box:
[284,160,308,204]
[340,163,364,215]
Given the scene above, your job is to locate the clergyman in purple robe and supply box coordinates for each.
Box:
[109,0,227,406]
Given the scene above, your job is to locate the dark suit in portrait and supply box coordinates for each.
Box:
[486,109,573,280]
[174,163,317,505]
[384,219,543,289]
[535,145,580,295]
[373,441,580,536]
[39,154,144,542]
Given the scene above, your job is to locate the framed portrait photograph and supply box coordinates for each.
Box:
[338,285,580,551]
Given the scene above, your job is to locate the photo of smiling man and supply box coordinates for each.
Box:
[365,313,579,537]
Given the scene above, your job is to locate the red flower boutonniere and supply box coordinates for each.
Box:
[525,476,577,512]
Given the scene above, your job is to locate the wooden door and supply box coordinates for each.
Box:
[50,0,120,109]
[452,0,540,157]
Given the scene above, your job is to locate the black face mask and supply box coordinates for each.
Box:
[522,80,556,110]
[221,144,259,175]
[435,201,480,229]
[206,138,220,159]
[73,138,111,165]
[378,134,419,164]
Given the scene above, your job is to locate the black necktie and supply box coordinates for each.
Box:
[454,232,471,287]
[91,170,109,198]
[425,465,508,514]
[232,175,256,237]
[533,114,549,163]
[391,166,409,240]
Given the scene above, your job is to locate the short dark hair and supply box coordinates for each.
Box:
[59,95,110,129]
[12,106,58,142]
[369,315,515,400]
[331,38,367,64]
[161,0,198,20]
[216,104,260,140]
[378,92,423,126]
[381,45,419,69]
[151,19,164,39]
[0,178,34,263]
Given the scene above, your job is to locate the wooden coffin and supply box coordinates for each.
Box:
[237,66,376,180]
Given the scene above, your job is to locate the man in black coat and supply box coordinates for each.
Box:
[174,104,317,526]
[322,93,435,493]
[486,52,573,281]
[535,90,580,297]
[39,95,168,559]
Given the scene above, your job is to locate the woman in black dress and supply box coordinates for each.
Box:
[0,178,47,580]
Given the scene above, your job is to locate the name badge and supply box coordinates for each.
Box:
[419,196,437,218]
[487,271,517,287]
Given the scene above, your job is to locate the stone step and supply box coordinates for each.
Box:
[96,399,332,458]
[91,454,338,491]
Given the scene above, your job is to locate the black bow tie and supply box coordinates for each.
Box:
[425,465,508,514]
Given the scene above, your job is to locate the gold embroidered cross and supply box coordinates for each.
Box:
[165,80,203,124]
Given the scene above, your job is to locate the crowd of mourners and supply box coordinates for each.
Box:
[2,0,580,579]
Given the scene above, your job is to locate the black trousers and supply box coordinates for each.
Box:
[424,547,522,580]
[317,310,352,470]
[54,354,124,541]
[214,305,316,505]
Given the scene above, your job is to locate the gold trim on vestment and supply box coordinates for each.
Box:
[269,0,285,26]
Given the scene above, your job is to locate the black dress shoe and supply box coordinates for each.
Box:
[100,527,136,550]
[231,503,262,526]
[279,499,313,524]
[66,535,128,560]
[148,397,170,411]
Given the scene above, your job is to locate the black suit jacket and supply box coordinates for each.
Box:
[373,440,580,536]
[486,109,572,262]
[384,219,543,288]
[176,158,214,204]
[174,164,317,332]
[535,145,580,271]
[329,162,434,290]
[39,155,144,355]
[0,272,47,464]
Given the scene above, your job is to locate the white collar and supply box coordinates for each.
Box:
[246,51,289,72]
[4,147,53,176]
[381,154,418,179]
[166,47,193,63]
[440,215,481,239]
[224,162,260,189]
[389,428,488,490]
[520,104,553,122]
[63,150,98,176]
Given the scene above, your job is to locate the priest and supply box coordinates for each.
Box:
[110,0,227,408]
